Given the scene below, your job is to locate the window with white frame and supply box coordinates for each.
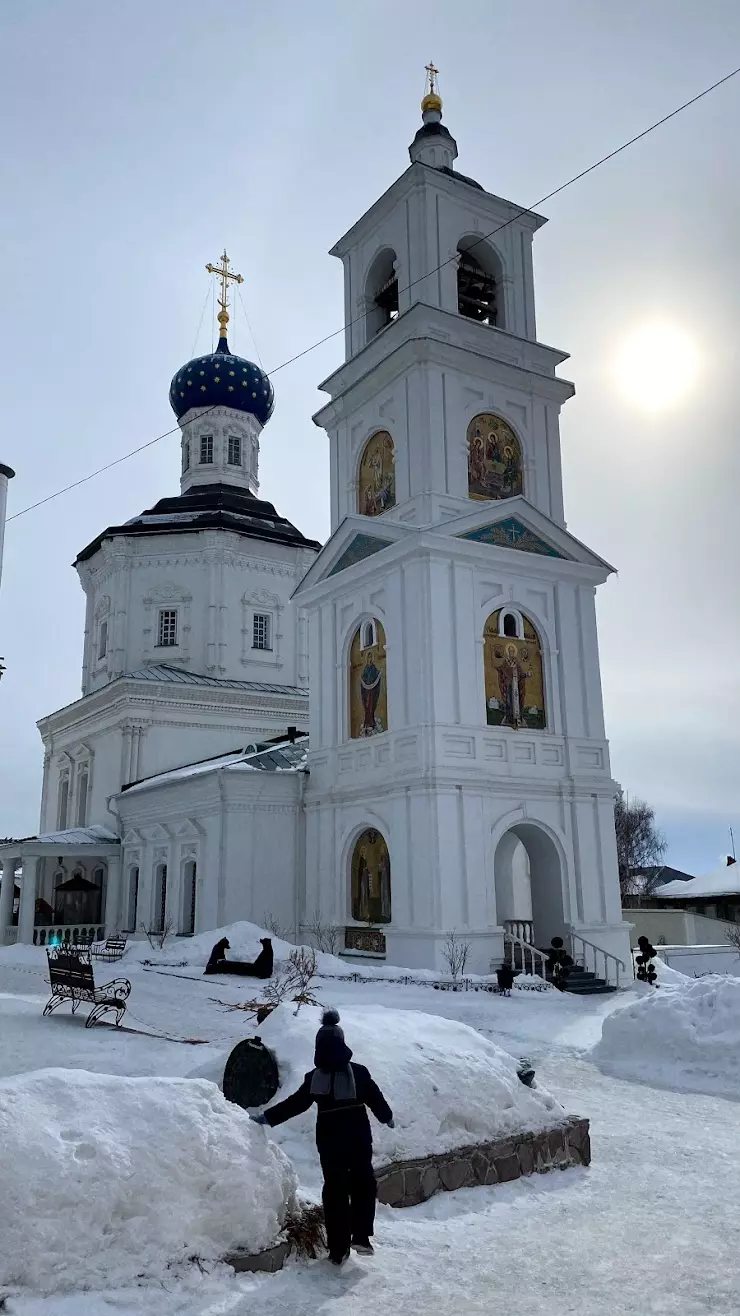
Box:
[228,435,242,466]
[182,440,190,472]
[157,608,179,647]
[97,620,108,661]
[360,619,377,649]
[252,612,272,651]
[199,434,214,464]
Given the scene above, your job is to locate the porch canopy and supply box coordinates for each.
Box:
[0,826,121,946]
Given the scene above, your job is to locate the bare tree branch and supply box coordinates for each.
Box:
[442,930,471,981]
[614,789,667,900]
[304,911,342,955]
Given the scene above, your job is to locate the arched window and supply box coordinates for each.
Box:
[182,860,197,936]
[57,773,70,830]
[98,620,108,661]
[351,828,391,924]
[500,609,525,640]
[457,238,502,326]
[126,866,139,932]
[467,413,523,501]
[365,249,398,340]
[76,770,89,827]
[483,609,546,730]
[153,863,168,933]
[349,619,387,739]
[358,431,396,516]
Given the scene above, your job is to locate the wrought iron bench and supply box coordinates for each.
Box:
[90,933,128,963]
[43,948,131,1028]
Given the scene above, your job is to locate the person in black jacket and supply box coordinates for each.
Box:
[253,1008,393,1266]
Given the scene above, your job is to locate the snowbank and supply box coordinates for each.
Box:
[123,920,500,984]
[190,1002,566,1190]
[593,973,740,1100]
[0,1069,296,1294]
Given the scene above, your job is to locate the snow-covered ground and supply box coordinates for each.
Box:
[1,930,739,1314]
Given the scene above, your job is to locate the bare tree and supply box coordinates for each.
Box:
[614,789,667,900]
[216,946,322,1023]
[305,910,342,955]
[262,911,292,941]
[726,925,740,954]
[140,917,174,951]
[442,930,471,981]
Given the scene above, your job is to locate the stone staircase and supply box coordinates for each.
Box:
[545,964,616,995]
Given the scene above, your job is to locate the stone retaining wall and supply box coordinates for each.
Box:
[376,1116,590,1208]
[224,1117,590,1272]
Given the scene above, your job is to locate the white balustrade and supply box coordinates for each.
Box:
[569,929,625,988]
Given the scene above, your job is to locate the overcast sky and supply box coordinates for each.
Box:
[1,0,739,872]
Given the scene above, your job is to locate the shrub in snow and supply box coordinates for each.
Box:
[0,1069,296,1294]
[635,935,658,986]
[592,974,740,1100]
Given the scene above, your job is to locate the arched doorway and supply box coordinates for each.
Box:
[493,822,567,948]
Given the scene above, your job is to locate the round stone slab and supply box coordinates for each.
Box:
[223,1036,279,1110]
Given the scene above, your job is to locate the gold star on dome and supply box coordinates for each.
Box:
[214,376,220,383]
[228,385,234,391]
[201,384,207,391]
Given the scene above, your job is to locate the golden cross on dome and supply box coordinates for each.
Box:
[424,61,439,96]
[205,250,244,340]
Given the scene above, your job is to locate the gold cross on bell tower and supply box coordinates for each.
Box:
[205,250,244,342]
[424,61,439,96]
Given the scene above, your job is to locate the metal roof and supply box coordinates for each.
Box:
[121,737,309,795]
[123,664,306,696]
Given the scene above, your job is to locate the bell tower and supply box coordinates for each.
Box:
[316,67,569,535]
[298,71,631,980]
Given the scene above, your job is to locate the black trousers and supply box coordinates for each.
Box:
[319,1148,377,1257]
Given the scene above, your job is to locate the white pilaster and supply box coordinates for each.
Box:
[0,856,17,935]
[18,857,39,944]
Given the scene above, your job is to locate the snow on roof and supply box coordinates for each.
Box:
[659,857,740,899]
[122,664,305,697]
[0,826,120,854]
[122,738,309,795]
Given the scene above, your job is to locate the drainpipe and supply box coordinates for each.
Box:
[295,769,307,941]
[0,464,15,681]
[217,768,228,927]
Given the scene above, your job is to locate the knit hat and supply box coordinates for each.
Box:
[314,1008,352,1071]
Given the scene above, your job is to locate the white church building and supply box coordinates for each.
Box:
[0,76,631,981]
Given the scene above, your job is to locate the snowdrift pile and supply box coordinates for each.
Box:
[0,1069,296,1294]
[593,973,740,1100]
[191,1002,567,1188]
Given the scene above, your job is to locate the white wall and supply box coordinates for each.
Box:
[77,529,316,696]
[658,944,740,978]
[628,907,739,948]
[116,765,302,939]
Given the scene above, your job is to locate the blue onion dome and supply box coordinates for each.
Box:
[169,335,274,425]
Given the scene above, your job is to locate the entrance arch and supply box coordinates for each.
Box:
[493,821,567,947]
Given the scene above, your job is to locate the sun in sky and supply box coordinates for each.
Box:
[612,320,701,413]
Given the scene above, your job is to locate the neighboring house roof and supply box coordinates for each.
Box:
[121,736,309,796]
[632,865,696,887]
[659,857,740,900]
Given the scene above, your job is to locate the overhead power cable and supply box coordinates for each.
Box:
[6,63,739,526]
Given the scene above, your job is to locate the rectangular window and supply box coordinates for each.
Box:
[183,441,190,472]
[199,434,214,464]
[97,620,108,661]
[228,435,242,466]
[157,608,179,647]
[252,612,272,651]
